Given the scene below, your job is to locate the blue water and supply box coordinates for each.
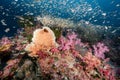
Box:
[0,0,120,37]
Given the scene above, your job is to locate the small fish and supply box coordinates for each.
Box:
[16,16,24,20]
[5,28,10,33]
[1,19,7,26]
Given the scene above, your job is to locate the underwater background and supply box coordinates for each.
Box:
[0,0,120,80]
[0,0,120,37]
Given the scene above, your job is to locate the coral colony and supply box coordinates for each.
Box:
[0,25,118,80]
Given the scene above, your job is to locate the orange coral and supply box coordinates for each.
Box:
[25,27,57,57]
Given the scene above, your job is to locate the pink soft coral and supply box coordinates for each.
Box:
[93,42,109,59]
[25,27,57,57]
[58,32,84,51]
[0,37,11,45]
[0,59,20,78]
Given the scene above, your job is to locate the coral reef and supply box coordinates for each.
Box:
[0,25,119,80]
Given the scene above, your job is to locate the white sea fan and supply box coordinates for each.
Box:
[36,15,75,28]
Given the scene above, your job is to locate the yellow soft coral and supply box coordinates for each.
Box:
[0,44,12,52]
[25,26,57,57]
